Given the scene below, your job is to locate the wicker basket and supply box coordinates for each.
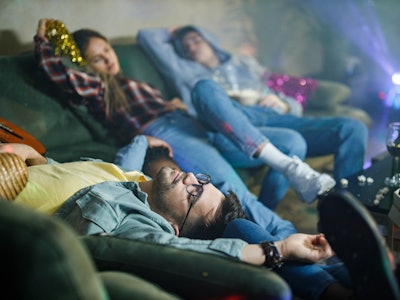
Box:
[0,153,28,200]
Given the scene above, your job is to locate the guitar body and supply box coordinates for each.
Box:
[0,118,46,155]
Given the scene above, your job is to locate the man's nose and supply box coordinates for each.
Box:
[182,172,198,185]
[186,43,197,53]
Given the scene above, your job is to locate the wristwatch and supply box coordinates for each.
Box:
[260,241,283,268]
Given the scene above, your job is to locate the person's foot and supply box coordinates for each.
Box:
[318,189,400,300]
[285,156,336,203]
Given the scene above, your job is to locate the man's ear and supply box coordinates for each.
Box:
[169,222,180,236]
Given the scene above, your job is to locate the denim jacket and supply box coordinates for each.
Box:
[55,180,246,259]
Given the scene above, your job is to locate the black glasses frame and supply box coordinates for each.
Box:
[179,173,211,233]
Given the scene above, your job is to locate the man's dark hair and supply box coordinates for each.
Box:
[172,25,200,58]
[189,190,246,240]
[174,26,198,42]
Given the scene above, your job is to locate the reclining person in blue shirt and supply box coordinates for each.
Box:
[2,141,397,300]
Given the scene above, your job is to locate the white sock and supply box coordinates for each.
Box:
[258,143,293,172]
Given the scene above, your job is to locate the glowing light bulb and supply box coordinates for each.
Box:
[392,72,400,85]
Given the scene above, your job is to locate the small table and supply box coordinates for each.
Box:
[343,152,397,248]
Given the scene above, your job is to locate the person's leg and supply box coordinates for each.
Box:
[210,127,307,209]
[220,183,297,239]
[223,219,352,300]
[304,117,367,180]
[260,114,368,180]
[191,79,335,204]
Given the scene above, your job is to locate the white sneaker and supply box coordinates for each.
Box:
[284,156,336,204]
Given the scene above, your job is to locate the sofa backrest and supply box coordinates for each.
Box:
[113,43,173,99]
[0,43,172,162]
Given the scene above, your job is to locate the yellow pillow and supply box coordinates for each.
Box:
[14,161,147,214]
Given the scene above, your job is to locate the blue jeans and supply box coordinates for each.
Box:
[223,219,352,300]
[139,110,297,240]
[191,79,368,209]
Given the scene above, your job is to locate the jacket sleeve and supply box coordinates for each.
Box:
[136,27,207,115]
[113,135,149,171]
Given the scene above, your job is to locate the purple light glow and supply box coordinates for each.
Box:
[307,1,393,76]
[306,0,398,109]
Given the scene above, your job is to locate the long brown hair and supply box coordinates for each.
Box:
[72,29,130,117]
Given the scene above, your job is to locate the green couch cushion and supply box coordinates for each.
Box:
[82,235,291,300]
[0,201,108,299]
[99,271,181,300]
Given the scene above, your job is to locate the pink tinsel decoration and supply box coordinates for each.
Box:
[266,73,318,107]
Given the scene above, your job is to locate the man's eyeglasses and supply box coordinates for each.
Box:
[179,173,211,233]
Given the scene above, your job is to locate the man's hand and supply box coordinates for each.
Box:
[258,94,289,113]
[241,233,334,266]
[0,143,47,166]
[144,136,173,157]
[275,233,334,263]
[169,26,182,35]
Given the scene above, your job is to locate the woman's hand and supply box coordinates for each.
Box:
[144,136,173,157]
[258,94,289,113]
[0,143,47,166]
[165,97,188,112]
[36,19,52,37]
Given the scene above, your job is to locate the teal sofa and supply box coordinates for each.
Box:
[0,44,293,299]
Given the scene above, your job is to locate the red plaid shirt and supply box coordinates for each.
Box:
[34,35,174,144]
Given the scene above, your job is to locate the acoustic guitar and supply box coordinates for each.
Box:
[0,118,46,155]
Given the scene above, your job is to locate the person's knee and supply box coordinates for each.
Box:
[194,79,216,90]
[280,132,307,159]
[192,79,219,106]
[341,118,368,145]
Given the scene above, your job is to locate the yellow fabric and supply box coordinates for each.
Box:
[14,161,147,215]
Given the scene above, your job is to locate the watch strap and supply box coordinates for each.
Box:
[260,241,283,268]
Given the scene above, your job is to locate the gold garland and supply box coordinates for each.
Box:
[45,20,86,67]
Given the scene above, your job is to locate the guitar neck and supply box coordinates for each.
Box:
[0,119,46,155]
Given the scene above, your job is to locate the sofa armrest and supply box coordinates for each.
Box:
[82,235,291,300]
[0,200,108,299]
